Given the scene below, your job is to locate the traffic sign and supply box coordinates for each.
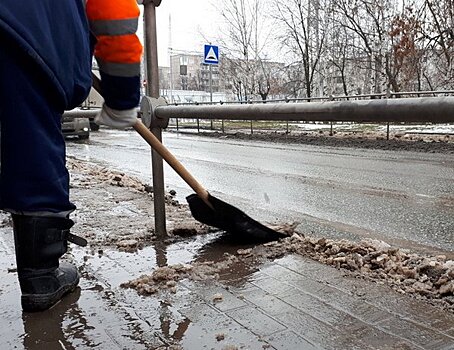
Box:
[204,44,219,65]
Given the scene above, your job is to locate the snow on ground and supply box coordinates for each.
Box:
[295,122,454,134]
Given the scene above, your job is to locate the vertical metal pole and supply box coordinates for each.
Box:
[386,122,390,140]
[169,53,173,104]
[209,65,213,103]
[168,14,173,104]
[209,64,213,130]
[176,118,179,131]
[144,1,167,237]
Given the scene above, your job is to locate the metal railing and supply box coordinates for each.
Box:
[152,95,454,139]
[64,96,454,138]
[154,96,454,124]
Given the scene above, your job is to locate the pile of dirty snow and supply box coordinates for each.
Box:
[121,254,240,296]
[67,157,151,193]
[260,234,454,309]
[122,232,453,311]
[67,158,210,250]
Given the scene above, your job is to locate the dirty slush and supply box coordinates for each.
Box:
[63,157,453,313]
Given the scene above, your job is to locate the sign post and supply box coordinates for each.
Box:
[204,45,219,129]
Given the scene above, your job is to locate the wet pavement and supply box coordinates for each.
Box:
[2,229,454,349]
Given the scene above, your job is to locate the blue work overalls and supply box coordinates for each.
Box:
[0,0,92,214]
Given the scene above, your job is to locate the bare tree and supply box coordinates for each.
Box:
[216,0,279,100]
[279,63,306,97]
[325,4,354,96]
[271,0,328,98]
[332,0,399,94]
[421,0,454,88]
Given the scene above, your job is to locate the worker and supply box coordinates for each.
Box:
[0,0,142,311]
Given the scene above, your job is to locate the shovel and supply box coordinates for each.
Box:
[92,75,282,243]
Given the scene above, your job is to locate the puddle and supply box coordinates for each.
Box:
[3,224,454,349]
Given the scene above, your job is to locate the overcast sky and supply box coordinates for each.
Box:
[139,1,222,66]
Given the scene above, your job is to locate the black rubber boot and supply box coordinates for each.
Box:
[12,214,80,312]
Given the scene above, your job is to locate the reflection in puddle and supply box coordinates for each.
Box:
[146,232,267,348]
[17,232,270,349]
[22,287,90,350]
[158,301,191,344]
[192,233,261,286]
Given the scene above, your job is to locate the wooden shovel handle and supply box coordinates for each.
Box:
[133,120,211,205]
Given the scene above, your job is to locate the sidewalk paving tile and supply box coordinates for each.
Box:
[263,329,321,350]
[226,305,288,336]
[2,225,454,349]
[377,316,454,350]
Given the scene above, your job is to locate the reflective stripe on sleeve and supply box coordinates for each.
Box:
[97,59,140,77]
[89,18,138,36]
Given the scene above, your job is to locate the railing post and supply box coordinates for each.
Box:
[143,0,167,238]
[385,88,392,141]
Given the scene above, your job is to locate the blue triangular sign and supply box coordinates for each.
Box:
[204,45,219,64]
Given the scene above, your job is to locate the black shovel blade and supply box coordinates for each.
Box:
[186,193,282,243]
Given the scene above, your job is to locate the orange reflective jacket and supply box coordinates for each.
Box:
[86,0,143,109]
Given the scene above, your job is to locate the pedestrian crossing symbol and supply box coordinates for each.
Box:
[204,44,219,65]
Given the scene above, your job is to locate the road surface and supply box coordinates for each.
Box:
[66,129,454,254]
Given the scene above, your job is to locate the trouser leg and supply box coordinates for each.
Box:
[0,38,75,214]
[0,35,81,311]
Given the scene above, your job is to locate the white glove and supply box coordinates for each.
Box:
[95,104,138,129]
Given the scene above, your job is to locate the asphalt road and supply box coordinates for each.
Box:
[66,129,454,254]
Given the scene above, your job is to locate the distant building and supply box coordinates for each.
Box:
[154,52,228,103]
[169,53,222,93]
[158,66,170,90]
[156,51,298,102]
